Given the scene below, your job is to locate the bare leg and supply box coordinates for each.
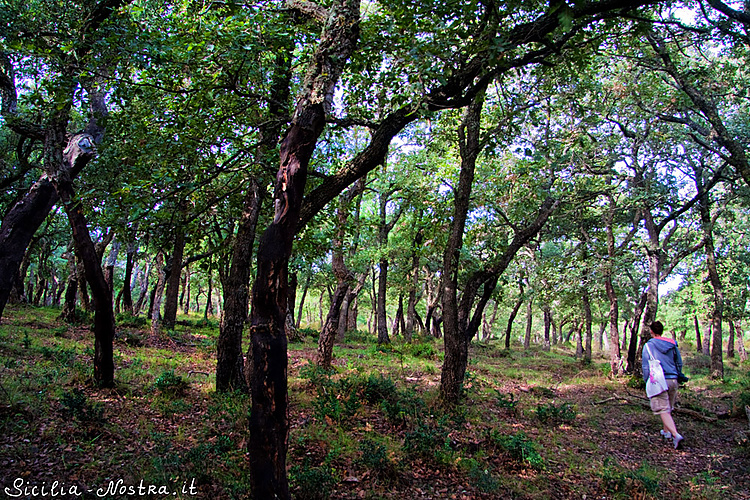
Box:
[659,412,678,437]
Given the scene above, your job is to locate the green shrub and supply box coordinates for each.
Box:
[461,458,501,493]
[361,373,398,405]
[359,373,424,425]
[535,402,576,424]
[495,391,518,414]
[289,461,338,500]
[359,438,397,480]
[403,422,451,463]
[39,346,77,366]
[489,430,544,470]
[116,312,148,328]
[626,375,646,390]
[599,458,658,495]
[402,341,437,360]
[299,363,336,386]
[59,388,104,422]
[298,327,320,339]
[313,383,360,424]
[153,370,190,396]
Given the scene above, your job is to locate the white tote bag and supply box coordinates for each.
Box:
[644,343,668,398]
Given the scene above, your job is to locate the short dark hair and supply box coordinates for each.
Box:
[650,321,664,336]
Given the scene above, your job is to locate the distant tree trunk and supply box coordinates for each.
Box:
[598,320,606,353]
[728,320,735,359]
[133,261,150,315]
[317,282,348,369]
[318,181,364,364]
[347,297,359,331]
[506,282,524,349]
[575,322,584,358]
[524,298,533,350]
[605,277,621,375]
[694,315,703,354]
[163,220,187,330]
[179,265,188,312]
[405,214,424,340]
[58,176,116,387]
[543,306,552,351]
[736,319,747,362]
[376,259,390,344]
[121,240,136,314]
[205,269,214,319]
[59,249,78,322]
[582,286,593,363]
[104,239,120,293]
[391,294,404,339]
[216,178,264,393]
[78,262,91,312]
[626,292,647,373]
[296,271,311,328]
[150,252,166,336]
[703,318,712,355]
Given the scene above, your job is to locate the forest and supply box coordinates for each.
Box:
[1,0,750,498]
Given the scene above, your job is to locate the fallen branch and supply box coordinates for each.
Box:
[594,392,719,423]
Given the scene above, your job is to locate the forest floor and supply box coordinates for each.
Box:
[1,305,749,499]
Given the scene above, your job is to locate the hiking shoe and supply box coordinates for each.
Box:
[673,434,684,450]
[660,430,672,441]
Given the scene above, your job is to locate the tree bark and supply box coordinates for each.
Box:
[150,252,166,336]
[57,175,116,387]
[505,281,525,349]
[216,179,264,392]
[246,1,360,496]
[162,216,187,330]
[736,319,747,362]
[524,298,533,350]
[121,240,136,314]
[695,315,703,354]
[439,88,485,405]
[543,306,552,351]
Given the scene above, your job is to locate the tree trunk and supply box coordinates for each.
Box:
[179,265,188,312]
[150,252,166,336]
[703,318,712,355]
[317,282,348,369]
[626,292,647,373]
[376,258,390,344]
[405,215,423,340]
[245,1,360,496]
[104,239,120,293]
[524,298,533,350]
[133,261,150,315]
[694,315,703,354]
[605,274,621,375]
[543,306,552,351]
[736,319,747,362]
[505,284,524,349]
[582,286,593,363]
[0,179,59,319]
[204,268,214,319]
[57,178,116,387]
[216,179,264,393]
[162,220,187,330]
[438,89,484,404]
[121,240,136,314]
[296,272,311,328]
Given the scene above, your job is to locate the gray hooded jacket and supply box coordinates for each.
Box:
[642,337,683,382]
